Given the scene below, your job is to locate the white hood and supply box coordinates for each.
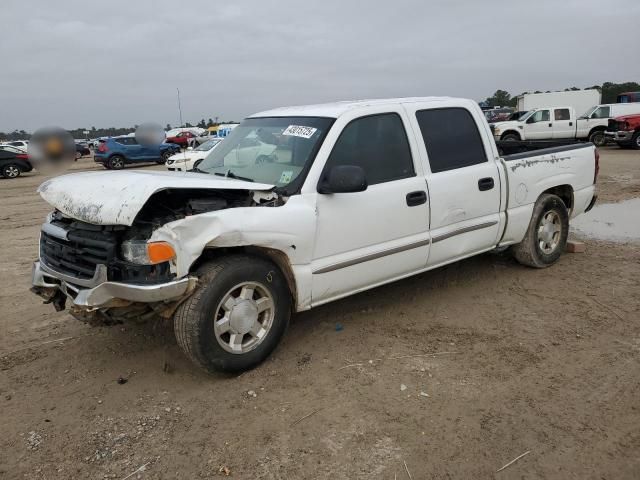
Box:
[38,170,274,226]
[492,120,521,131]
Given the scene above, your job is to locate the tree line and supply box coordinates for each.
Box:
[2,81,638,141]
[483,81,640,108]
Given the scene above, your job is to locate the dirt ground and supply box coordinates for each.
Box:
[1,148,639,479]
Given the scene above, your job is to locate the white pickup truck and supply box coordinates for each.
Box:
[32,97,598,373]
[491,104,636,146]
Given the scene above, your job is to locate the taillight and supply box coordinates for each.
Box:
[16,153,28,160]
[98,143,108,153]
[594,148,599,184]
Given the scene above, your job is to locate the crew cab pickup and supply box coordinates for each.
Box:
[31,97,598,373]
[492,106,582,142]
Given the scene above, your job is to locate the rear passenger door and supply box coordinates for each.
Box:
[407,105,502,267]
[552,108,574,138]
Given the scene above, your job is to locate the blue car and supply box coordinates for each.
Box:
[94,136,180,170]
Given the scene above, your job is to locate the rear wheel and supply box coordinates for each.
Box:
[173,255,292,373]
[1,163,22,179]
[512,194,569,268]
[588,130,606,147]
[108,155,125,170]
[632,132,640,150]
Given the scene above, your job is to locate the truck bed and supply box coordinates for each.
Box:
[496,139,589,156]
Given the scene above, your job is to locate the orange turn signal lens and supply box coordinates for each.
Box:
[146,242,176,264]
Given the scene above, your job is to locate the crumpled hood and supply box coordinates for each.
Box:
[38,170,274,226]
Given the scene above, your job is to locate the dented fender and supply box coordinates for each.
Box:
[149,194,318,310]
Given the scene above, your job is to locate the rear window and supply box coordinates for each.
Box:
[415,108,488,173]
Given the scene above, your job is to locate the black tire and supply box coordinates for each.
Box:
[108,155,125,170]
[75,151,82,160]
[501,132,520,142]
[1,163,22,179]
[588,130,606,147]
[632,132,640,150]
[174,255,292,373]
[511,194,569,268]
[157,150,171,164]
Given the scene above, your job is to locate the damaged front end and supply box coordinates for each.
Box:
[31,183,284,326]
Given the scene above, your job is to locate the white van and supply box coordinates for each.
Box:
[577,103,640,146]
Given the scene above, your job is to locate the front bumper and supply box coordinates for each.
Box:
[32,260,197,309]
[605,131,633,143]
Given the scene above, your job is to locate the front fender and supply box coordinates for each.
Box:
[149,194,317,279]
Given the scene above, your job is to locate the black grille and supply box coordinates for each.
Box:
[40,221,118,280]
[607,119,622,131]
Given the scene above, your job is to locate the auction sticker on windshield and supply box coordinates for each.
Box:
[282,125,317,139]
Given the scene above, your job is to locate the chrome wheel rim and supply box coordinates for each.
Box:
[5,166,20,178]
[112,158,123,168]
[538,210,561,254]
[214,281,275,354]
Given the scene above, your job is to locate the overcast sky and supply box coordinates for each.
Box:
[2,0,639,132]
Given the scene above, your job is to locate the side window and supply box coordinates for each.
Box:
[324,113,414,185]
[530,110,550,123]
[592,106,610,119]
[554,109,570,121]
[415,108,488,174]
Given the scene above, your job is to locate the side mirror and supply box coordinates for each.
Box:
[318,165,367,194]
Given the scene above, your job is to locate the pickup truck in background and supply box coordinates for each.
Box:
[606,114,640,149]
[94,136,180,169]
[31,97,598,373]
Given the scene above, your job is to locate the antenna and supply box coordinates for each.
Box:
[176,88,184,127]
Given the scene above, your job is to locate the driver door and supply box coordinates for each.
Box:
[525,109,552,139]
[311,110,430,305]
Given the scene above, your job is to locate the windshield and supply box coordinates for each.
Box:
[518,111,534,122]
[195,139,221,151]
[580,106,597,119]
[198,116,334,189]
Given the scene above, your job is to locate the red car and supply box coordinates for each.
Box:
[606,114,640,149]
[165,131,196,148]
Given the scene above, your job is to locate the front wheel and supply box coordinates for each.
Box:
[158,150,172,164]
[632,132,640,150]
[173,255,292,373]
[588,130,606,147]
[501,133,520,142]
[511,194,569,268]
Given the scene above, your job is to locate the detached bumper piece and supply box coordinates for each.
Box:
[31,261,197,309]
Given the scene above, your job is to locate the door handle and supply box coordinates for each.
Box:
[406,190,427,207]
[569,121,573,126]
[548,123,553,127]
[478,177,495,191]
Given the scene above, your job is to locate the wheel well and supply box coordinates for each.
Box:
[191,246,298,309]
[588,126,606,136]
[500,130,520,140]
[543,184,573,210]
